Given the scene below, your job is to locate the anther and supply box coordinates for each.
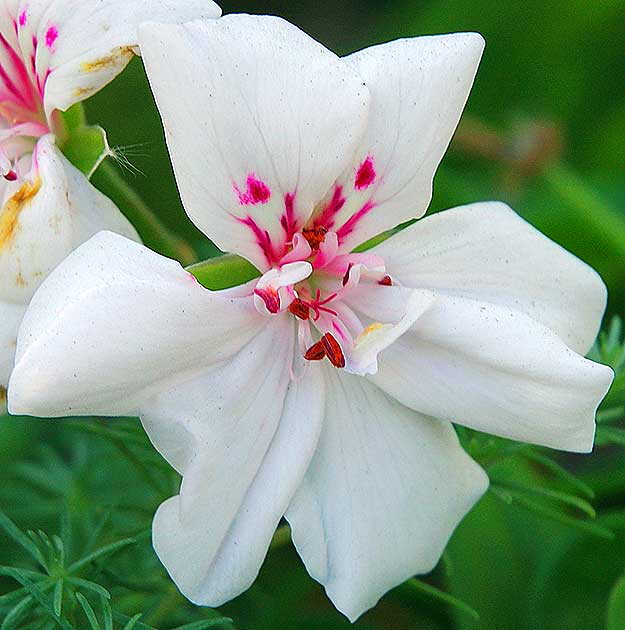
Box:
[302,225,327,250]
[342,263,354,287]
[304,339,326,361]
[4,170,17,182]
[304,333,345,368]
[321,333,345,368]
[288,298,310,320]
[378,275,392,286]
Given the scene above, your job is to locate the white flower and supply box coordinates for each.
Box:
[8,15,613,621]
[0,0,221,403]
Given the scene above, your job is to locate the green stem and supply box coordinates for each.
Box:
[94,160,197,266]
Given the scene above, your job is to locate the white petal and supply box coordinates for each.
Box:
[0,299,26,387]
[344,286,436,376]
[139,15,370,270]
[0,135,138,304]
[34,0,222,115]
[320,33,484,251]
[370,291,614,453]
[374,201,606,354]
[286,370,488,621]
[8,231,264,417]
[149,324,324,605]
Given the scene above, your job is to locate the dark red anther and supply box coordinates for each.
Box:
[303,333,345,368]
[304,339,326,361]
[302,225,328,250]
[288,298,310,320]
[321,333,345,368]
[378,275,393,286]
[342,263,354,287]
[4,170,17,181]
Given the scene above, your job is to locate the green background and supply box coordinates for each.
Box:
[2,1,625,628]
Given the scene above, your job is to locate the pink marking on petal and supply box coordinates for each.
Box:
[280,192,298,240]
[235,173,271,205]
[254,287,281,314]
[314,185,345,230]
[45,26,58,49]
[18,11,27,27]
[355,155,376,190]
[237,215,277,266]
[336,200,376,243]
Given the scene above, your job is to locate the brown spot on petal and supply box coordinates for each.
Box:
[81,46,134,73]
[0,178,41,252]
[15,271,26,287]
[0,385,5,404]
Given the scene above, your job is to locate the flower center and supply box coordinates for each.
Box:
[0,29,50,181]
[252,225,391,370]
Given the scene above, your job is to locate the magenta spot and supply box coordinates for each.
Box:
[314,185,346,230]
[236,174,271,205]
[45,26,58,49]
[355,156,376,190]
[237,215,277,266]
[336,200,376,243]
[280,192,298,241]
[254,288,281,314]
[18,10,27,27]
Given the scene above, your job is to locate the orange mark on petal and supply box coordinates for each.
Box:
[0,177,41,251]
[81,46,134,73]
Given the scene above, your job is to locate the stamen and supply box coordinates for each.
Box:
[378,275,392,286]
[342,263,354,287]
[288,298,310,320]
[302,225,327,250]
[3,169,17,181]
[303,333,345,368]
[321,333,345,368]
[304,339,326,361]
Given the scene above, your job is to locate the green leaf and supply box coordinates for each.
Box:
[66,577,111,601]
[397,578,480,621]
[493,480,597,518]
[121,614,144,630]
[0,567,72,629]
[75,592,101,630]
[187,255,260,290]
[1,595,34,629]
[101,595,113,630]
[67,538,135,573]
[491,486,614,539]
[113,612,155,630]
[0,509,48,570]
[171,623,235,630]
[522,450,594,499]
[52,579,63,617]
[607,571,625,630]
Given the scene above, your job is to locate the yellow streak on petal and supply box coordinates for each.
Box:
[0,178,42,252]
[81,46,134,73]
[355,322,386,345]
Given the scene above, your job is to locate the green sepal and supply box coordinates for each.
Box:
[58,104,109,178]
[186,255,261,291]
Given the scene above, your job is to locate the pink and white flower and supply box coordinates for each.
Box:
[0,0,221,403]
[8,15,613,620]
